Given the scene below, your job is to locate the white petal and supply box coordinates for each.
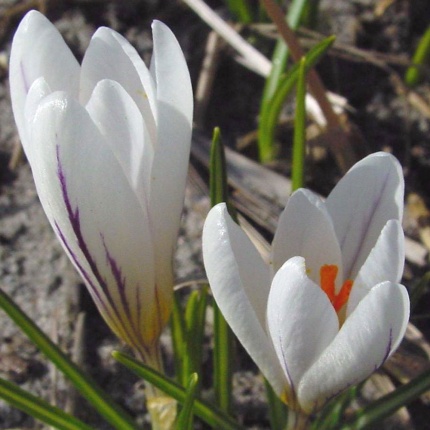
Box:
[272,189,342,287]
[80,26,157,142]
[29,93,161,349]
[202,203,287,395]
[10,10,79,151]
[298,281,410,413]
[347,220,404,315]
[85,79,153,209]
[268,257,339,406]
[23,77,52,163]
[326,152,404,279]
[149,20,193,290]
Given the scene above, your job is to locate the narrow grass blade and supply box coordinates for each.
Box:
[0,287,137,430]
[258,0,308,162]
[339,368,430,429]
[292,57,307,191]
[210,127,229,207]
[210,127,234,418]
[264,379,288,430]
[0,376,92,430]
[301,0,321,28]
[176,373,199,430]
[183,286,209,390]
[172,285,208,391]
[112,351,244,430]
[171,292,188,385]
[405,25,430,87]
[261,35,335,159]
[210,127,237,221]
[212,299,234,418]
[223,0,254,23]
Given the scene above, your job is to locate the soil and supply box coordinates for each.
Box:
[1,0,430,429]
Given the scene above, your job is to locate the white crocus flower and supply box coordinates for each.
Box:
[203,153,409,423]
[10,10,193,364]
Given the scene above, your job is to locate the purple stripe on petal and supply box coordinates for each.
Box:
[55,145,148,353]
[341,170,391,278]
[102,236,152,355]
[55,220,128,340]
[135,286,145,347]
[101,235,134,329]
[55,222,104,304]
[380,327,393,367]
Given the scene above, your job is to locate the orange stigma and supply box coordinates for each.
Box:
[320,265,353,312]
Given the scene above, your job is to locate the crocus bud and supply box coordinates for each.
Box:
[10,11,193,363]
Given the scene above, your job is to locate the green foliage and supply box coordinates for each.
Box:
[0,376,93,430]
[176,373,199,430]
[312,385,359,429]
[265,379,288,430]
[258,35,335,163]
[222,0,255,23]
[112,351,244,430]
[0,288,137,430]
[171,286,208,391]
[258,0,309,163]
[405,25,430,87]
[292,57,307,192]
[338,369,430,429]
[210,127,235,420]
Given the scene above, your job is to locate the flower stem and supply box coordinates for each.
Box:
[286,409,310,430]
[136,344,177,430]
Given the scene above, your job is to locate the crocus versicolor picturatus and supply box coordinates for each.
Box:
[10,10,193,363]
[203,153,409,423]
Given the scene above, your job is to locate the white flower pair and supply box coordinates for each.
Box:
[10,11,409,415]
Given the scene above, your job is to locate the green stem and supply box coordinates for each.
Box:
[286,409,311,430]
[136,343,176,430]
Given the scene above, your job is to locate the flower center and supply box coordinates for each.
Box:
[319,265,353,312]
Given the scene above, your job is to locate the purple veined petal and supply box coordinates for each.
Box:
[29,92,162,354]
[149,20,193,294]
[267,257,339,407]
[85,79,153,209]
[80,26,157,145]
[272,189,343,288]
[22,77,52,163]
[9,10,80,150]
[347,219,405,316]
[326,152,404,280]
[298,281,410,414]
[203,203,287,396]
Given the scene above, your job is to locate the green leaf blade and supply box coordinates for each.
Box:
[112,351,244,430]
[0,288,137,430]
[0,376,93,430]
[339,369,430,430]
